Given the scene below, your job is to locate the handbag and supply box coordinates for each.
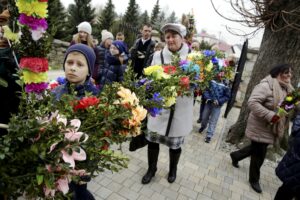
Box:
[129,132,148,151]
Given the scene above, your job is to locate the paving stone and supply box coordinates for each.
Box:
[178,186,198,199]
[95,187,113,199]
[118,187,140,200]
[161,188,178,199]
[151,192,166,200]
[106,193,127,200]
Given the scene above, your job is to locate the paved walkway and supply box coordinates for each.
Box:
[88,102,281,200]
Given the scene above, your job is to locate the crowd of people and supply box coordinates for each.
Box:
[1,17,300,199]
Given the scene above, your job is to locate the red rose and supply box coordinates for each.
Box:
[49,82,59,90]
[163,65,177,74]
[73,96,100,111]
[179,76,190,89]
[38,0,48,2]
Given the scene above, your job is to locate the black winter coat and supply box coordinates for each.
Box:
[0,48,21,136]
[97,51,127,90]
[276,120,300,191]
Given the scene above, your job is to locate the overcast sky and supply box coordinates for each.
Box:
[61,0,263,48]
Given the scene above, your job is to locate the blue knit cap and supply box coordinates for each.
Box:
[63,44,96,79]
[112,41,128,54]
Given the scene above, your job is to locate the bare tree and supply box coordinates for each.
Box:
[210,0,300,144]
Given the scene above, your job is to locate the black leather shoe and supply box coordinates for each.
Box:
[250,182,262,193]
[230,153,239,168]
[205,137,211,143]
[198,127,205,133]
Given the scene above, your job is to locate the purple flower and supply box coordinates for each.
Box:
[179,60,189,66]
[25,82,48,93]
[56,77,67,85]
[137,78,148,87]
[19,14,48,30]
[285,104,294,111]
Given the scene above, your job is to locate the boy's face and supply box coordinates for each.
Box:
[64,52,89,85]
[116,35,124,41]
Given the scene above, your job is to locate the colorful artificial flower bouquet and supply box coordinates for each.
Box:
[271,89,300,124]
[0,83,146,198]
[122,50,234,117]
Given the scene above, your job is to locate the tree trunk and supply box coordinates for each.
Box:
[227,1,300,144]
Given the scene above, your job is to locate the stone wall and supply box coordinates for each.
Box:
[48,39,70,69]
[235,48,259,107]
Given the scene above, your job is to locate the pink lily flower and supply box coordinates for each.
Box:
[44,186,55,197]
[56,177,69,194]
[61,148,86,168]
[64,119,88,142]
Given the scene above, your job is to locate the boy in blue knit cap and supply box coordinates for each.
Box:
[53,43,99,100]
[198,71,231,143]
[52,43,98,200]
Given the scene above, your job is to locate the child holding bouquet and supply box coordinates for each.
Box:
[198,72,231,143]
[229,64,293,194]
[53,43,99,199]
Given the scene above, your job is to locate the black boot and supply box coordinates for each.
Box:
[142,147,159,184]
[230,144,252,168]
[250,181,262,193]
[168,148,181,183]
[70,183,95,200]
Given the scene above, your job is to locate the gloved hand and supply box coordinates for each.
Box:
[206,99,212,103]
[213,100,219,106]
[271,115,280,124]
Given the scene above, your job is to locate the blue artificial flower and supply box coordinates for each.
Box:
[56,77,66,85]
[151,92,163,102]
[211,57,219,64]
[203,50,216,57]
[148,107,163,117]
[190,64,200,75]
[180,61,191,71]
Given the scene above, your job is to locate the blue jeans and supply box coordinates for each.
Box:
[200,102,221,138]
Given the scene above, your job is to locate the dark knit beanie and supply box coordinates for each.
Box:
[63,44,96,79]
[112,41,128,54]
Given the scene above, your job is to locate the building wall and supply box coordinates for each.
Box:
[48,39,70,69]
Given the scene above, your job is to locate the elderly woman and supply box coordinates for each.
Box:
[229,64,293,193]
[142,23,192,184]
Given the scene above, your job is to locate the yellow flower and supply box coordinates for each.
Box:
[3,26,20,42]
[156,71,170,80]
[164,96,176,107]
[144,65,163,76]
[187,52,203,61]
[205,61,213,72]
[117,86,139,106]
[22,70,48,83]
[16,0,48,18]
[286,96,293,102]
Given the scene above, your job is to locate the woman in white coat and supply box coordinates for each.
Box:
[142,23,193,184]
